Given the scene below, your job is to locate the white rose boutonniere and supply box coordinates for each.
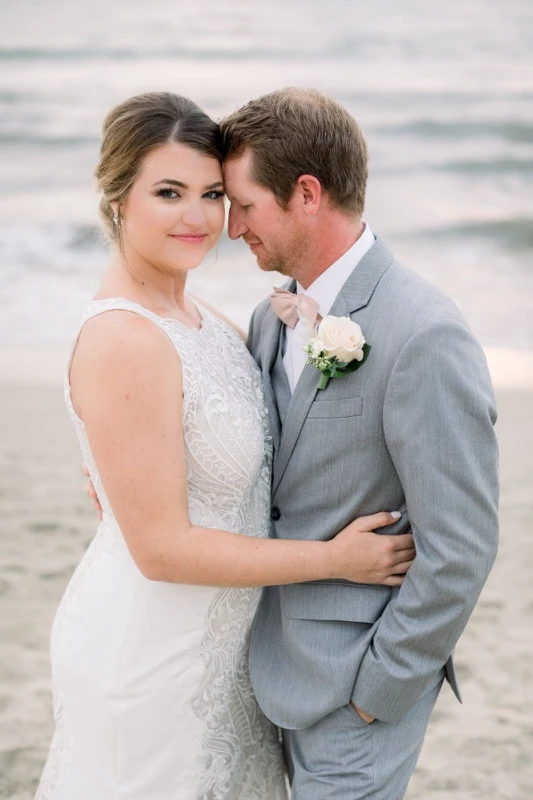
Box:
[303,315,371,390]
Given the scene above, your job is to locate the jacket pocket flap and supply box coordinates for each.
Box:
[306,397,363,419]
[280,581,392,623]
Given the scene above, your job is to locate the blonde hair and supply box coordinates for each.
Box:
[94,92,223,239]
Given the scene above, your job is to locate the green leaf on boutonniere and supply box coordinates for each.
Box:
[315,343,371,390]
[343,343,372,374]
[317,373,330,390]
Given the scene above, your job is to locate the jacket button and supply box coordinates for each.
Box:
[270,507,281,521]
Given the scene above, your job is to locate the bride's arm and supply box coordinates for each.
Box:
[72,312,414,588]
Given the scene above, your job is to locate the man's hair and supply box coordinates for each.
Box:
[220,88,368,215]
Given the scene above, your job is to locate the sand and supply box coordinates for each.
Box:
[0,377,532,799]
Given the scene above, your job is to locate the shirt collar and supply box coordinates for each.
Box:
[297,223,375,317]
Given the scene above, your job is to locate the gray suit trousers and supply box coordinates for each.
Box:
[284,670,445,800]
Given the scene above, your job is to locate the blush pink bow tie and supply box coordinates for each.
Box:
[269,287,322,331]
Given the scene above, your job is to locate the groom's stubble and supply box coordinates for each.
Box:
[246,225,310,279]
[224,149,313,282]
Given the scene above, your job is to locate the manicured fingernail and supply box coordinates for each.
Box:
[390,511,401,520]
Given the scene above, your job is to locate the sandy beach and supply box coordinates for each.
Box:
[0,360,531,799]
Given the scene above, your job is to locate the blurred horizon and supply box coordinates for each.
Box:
[1,0,532,350]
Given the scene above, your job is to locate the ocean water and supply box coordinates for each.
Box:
[1,0,532,348]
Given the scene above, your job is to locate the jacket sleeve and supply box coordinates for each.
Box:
[247,302,267,363]
[247,307,257,357]
[351,315,499,724]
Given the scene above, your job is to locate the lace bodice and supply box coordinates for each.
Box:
[64,297,273,543]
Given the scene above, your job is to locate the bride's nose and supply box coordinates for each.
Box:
[181,200,207,228]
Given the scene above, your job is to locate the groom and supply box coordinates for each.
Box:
[220,89,499,798]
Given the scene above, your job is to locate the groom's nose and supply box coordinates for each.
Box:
[227,204,249,240]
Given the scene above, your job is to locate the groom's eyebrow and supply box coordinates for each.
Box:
[152,179,225,190]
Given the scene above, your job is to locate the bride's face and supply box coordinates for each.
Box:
[118,142,225,274]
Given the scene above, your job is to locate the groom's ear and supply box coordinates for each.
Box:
[295,174,322,216]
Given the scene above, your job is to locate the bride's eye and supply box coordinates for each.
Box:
[203,190,225,201]
[157,187,180,200]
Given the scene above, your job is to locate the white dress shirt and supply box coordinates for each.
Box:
[283,224,375,393]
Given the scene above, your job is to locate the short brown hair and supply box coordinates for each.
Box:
[95,92,222,239]
[220,88,368,215]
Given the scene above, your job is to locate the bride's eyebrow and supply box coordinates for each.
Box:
[151,179,225,190]
[152,179,187,188]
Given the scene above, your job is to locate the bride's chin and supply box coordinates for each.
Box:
[168,254,210,273]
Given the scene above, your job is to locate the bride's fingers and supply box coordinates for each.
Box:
[353,511,403,532]
[383,574,406,587]
[390,533,414,550]
[391,560,414,574]
[392,547,416,563]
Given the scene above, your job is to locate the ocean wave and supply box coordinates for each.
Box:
[0,133,99,147]
[0,225,106,271]
[0,90,41,104]
[372,158,533,178]
[377,120,533,144]
[418,218,533,251]
[0,45,318,63]
[438,158,533,175]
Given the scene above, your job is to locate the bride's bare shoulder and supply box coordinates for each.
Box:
[73,310,180,378]
[190,295,246,340]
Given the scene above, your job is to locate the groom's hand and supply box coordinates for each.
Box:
[350,702,376,724]
[83,464,103,521]
[330,511,415,586]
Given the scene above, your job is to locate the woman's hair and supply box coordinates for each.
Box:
[95,92,223,239]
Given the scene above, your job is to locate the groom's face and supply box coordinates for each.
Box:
[223,149,305,277]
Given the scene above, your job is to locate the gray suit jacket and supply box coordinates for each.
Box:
[247,235,499,728]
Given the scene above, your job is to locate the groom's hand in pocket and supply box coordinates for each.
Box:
[83,464,103,521]
[349,702,376,724]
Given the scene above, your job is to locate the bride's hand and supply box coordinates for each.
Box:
[329,512,415,586]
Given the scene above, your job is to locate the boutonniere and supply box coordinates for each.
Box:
[303,315,371,390]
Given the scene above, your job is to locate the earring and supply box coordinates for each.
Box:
[113,210,121,228]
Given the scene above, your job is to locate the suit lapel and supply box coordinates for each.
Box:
[329,234,393,318]
[271,331,292,426]
[258,303,285,452]
[272,360,320,494]
[272,235,394,495]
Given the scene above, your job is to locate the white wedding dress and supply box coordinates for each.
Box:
[36,298,288,800]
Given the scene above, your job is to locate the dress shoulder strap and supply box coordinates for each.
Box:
[80,297,167,327]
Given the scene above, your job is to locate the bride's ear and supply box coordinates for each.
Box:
[296,174,322,216]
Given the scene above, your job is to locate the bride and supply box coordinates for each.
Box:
[36,92,415,799]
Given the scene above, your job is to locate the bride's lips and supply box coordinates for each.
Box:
[169,234,207,244]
